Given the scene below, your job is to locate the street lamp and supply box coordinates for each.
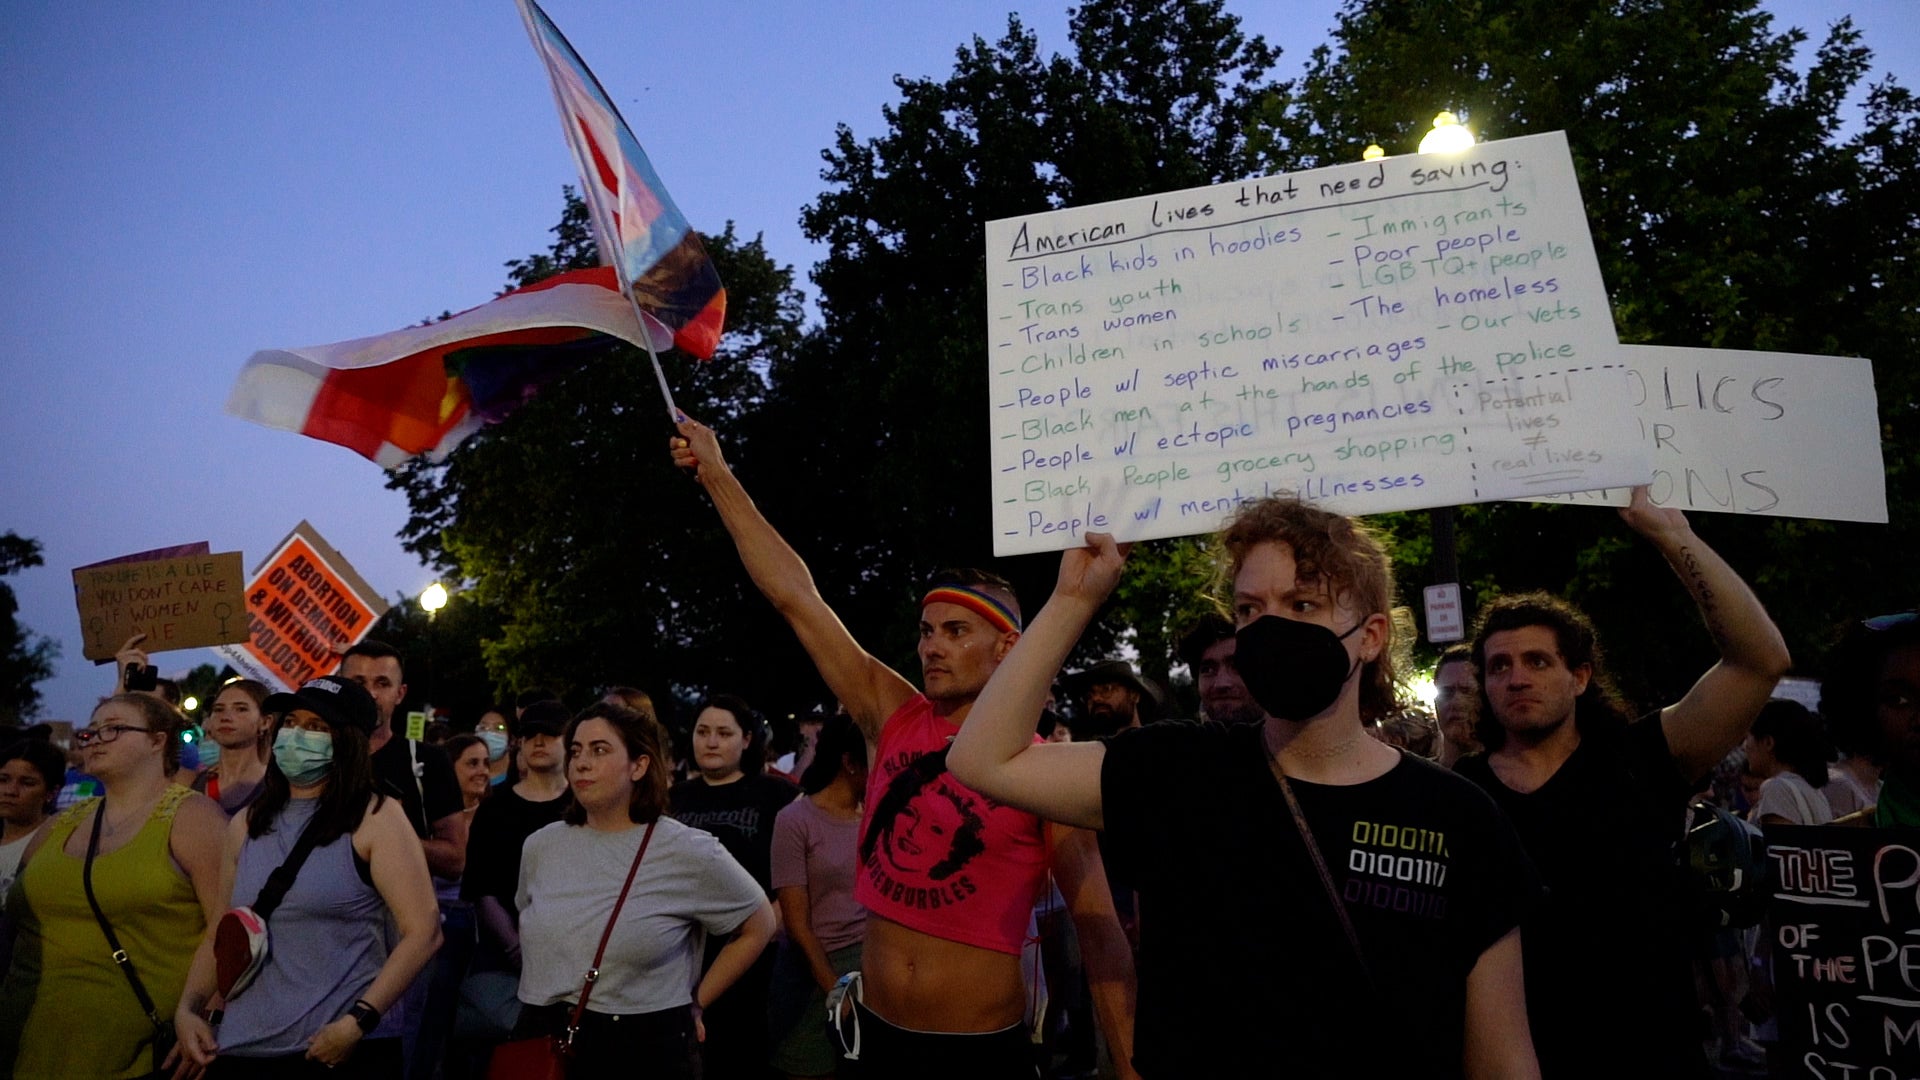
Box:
[1417,111,1475,155]
[420,582,449,720]
[181,696,199,713]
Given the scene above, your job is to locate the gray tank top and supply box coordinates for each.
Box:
[216,796,391,1056]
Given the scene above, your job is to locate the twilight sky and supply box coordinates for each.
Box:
[3,1,1911,726]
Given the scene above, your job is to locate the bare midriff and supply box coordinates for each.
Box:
[861,914,1025,1032]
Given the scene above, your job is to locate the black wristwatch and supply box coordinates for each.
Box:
[348,999,381,1034]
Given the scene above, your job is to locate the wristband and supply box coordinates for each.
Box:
[348,999,380,1034]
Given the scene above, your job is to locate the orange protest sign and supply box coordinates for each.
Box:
[215,522,390,690]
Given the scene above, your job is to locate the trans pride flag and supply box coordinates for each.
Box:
[226,3,728,467]
[516,0,726,359]
[225,267,672,468]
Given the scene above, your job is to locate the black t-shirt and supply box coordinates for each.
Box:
[461,784,571,910]
[668,773,799,893]
[1102,720,1541,1079]
[1454,715,1705,1078]
[371,734,463,839]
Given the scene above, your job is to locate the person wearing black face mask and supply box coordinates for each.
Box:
[951,496,1546,1080]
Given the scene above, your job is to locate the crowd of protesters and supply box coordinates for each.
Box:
[0,418,1912,1078]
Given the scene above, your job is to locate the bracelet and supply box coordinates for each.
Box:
[348,999,381,1034]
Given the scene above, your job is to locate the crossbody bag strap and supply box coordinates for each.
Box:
[83,798,169,1036]
[1270,769,1378,997]
[561,819,658,1052]
[250,810,328,921]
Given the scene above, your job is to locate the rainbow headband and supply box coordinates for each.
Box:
[922,586,1022,634]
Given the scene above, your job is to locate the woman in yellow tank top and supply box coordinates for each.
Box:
[0,693,226,1079]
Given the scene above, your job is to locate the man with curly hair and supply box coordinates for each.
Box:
[1455,488,1790,1078]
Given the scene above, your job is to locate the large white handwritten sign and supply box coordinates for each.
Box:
[1529,345,1886,523]
[984,131,1650,556]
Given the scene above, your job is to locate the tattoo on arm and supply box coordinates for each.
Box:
[1678,547,1728,647]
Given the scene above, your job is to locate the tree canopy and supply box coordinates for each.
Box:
[1254,0,1920,703]
[389,0,1916,724]
[0,532,58,727]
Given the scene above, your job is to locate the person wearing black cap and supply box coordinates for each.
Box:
[174,675,443,1077]
[462,699,572,978]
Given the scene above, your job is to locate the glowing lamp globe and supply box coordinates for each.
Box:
[1418,112,1475,155]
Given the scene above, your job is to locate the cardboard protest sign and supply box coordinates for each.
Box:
[983,130,1650,555]
[75,541,211,570]
[213,521,389,691]
[1764,825,1920,1077]
[72,550,248,661]
[1528,345,1886,522]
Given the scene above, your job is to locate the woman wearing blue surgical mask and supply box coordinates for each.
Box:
[172,675,443,1078]
[476,709,514,788]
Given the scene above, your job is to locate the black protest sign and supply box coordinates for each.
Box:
[1766,824,1920,1077]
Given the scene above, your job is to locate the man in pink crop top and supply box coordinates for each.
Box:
[673,417,1137,1080]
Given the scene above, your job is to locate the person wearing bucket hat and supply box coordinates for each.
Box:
[1068,660,1162,736]
[172,674,442,1077]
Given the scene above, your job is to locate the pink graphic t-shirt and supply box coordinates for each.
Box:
[855,696,1048,955]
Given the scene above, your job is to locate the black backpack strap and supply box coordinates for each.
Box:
[82,798,168,1037]
[251,810,328,921]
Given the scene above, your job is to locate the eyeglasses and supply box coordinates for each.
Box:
[75,724,155,747]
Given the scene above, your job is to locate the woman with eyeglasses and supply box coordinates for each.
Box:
[172,675,442,1078]
[0,694,227,1078]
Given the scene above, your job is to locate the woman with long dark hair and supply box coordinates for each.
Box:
[515,702,776,1079]
[193,678,274,814]
[667,694,798,1079]
[1744,699,1835,826]
[173,675,442,1078]
[767,714,868,1078]
[1820,611,1920,824]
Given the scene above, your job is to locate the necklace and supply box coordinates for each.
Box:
[1263,725,1360,768]
[99,785,168,837]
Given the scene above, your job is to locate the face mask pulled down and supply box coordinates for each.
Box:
[1235,615,1364,722]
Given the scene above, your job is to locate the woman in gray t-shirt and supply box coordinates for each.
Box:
[515,702,775,1079]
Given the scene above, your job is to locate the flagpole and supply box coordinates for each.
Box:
[518,0,699,425]
[623,288,683,423]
